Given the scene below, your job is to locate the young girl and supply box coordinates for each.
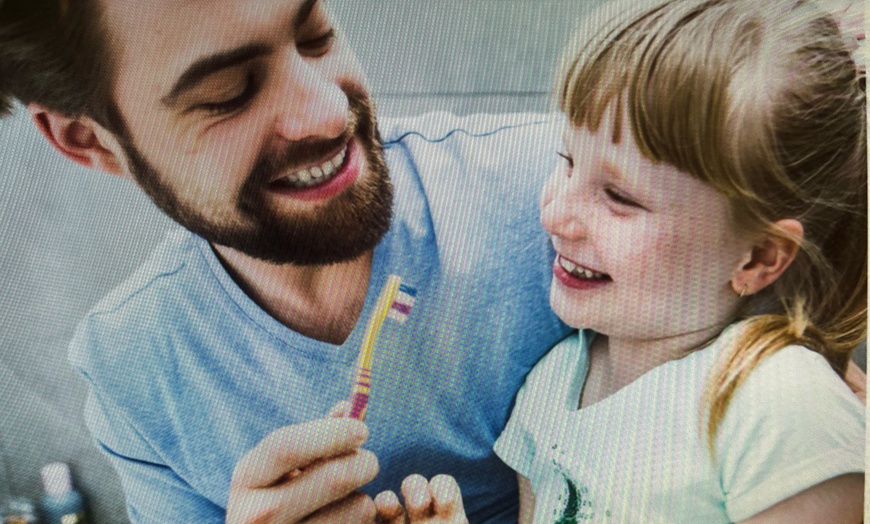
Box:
[375,0,866,522]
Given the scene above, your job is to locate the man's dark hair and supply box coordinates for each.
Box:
[0,0,126,135]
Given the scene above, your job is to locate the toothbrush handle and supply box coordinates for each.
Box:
[349,368,372,420]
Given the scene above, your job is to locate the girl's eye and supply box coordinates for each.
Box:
[299,29,336,56]
[605,187,642,208]
[195,72,259,116]
[557,152,574,173]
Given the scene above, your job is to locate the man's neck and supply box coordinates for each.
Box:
[211,244,374,345]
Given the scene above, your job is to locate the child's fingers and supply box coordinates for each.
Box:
[328,400,352,418]
[374,490,406,524]
[401,474,432,521]
[429,475,467,522]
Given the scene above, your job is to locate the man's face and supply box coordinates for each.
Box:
[101,0,391,264]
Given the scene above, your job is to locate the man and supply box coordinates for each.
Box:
[0,0,571,521]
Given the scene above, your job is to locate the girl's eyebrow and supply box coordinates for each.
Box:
[601,160,624,181]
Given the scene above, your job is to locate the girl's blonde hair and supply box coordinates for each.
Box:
[559,0,866,450]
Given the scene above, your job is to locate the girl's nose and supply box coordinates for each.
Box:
[540,173,587,240]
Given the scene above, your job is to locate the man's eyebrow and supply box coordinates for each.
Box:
[161,43,271,107]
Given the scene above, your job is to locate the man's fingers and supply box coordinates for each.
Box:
[302,491,377,524]
[429,475,467,522]
[401,474,432,521]
[288,448,380,516]
[232,417,368,488]
[844,360,866,404]
[233,449,379,523]
[374,490,406,524]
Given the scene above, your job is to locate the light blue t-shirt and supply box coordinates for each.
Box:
[495,324,865,523]
[68,112,572,523]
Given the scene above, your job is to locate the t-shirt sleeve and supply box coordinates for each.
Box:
[715,346,865,522]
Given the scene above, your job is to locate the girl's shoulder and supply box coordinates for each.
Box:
[729,345,859,412]
[715,344,865,521]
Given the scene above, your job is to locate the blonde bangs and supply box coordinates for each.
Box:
[559,0,780,203]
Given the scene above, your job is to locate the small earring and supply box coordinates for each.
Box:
[739,283,749,298]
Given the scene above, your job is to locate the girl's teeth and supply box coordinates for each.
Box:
[560,257,605,280]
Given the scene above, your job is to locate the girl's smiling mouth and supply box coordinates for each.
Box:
[554,255,612,289]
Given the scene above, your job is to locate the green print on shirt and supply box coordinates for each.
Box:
[554,473,607,522]
[555,474,581,523]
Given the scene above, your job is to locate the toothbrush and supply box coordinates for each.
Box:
[348,275,416,420]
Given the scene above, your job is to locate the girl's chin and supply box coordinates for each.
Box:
[549,292,587,330]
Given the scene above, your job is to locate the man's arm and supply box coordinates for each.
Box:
[93,392,378,524]
[844,360,866,403]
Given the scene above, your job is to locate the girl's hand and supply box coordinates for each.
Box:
[375,474,468,524]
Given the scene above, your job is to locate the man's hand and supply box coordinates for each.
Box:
[374,474,468,524]
[844,359,866,404]
[226,416,379,523]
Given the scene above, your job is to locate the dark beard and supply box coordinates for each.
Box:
[119,89,393,265]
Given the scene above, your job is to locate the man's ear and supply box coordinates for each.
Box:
[28,104,126,176]
[731,219,804,296]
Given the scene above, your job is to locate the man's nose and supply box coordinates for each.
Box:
[272,56,348,142]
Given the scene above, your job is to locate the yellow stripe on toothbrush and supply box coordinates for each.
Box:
[357,275,402,370]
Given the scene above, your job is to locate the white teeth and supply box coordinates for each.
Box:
[560,258,577,273]
[560,257,605,280]
[275,145,348,188]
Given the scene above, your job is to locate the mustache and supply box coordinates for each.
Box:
[249,102,362,187]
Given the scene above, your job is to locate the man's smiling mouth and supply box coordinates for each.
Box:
[271,144,349,189]
[558,256,610,280]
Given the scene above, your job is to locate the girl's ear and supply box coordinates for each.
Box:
[731,219,804,296]
[28,103,127,176]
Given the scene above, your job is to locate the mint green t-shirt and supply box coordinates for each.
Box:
[495,324,865,523]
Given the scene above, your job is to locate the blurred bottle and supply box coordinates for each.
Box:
[1,497,38,524]
[39,464,85,524]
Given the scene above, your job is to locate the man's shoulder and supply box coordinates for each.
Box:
[68,227,208,371]
[380,111,562,224]
[379,111,561,146]
[85,227,198,316]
